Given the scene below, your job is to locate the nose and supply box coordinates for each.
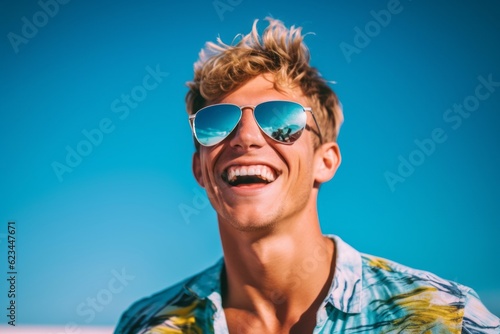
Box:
[229,107,267,150]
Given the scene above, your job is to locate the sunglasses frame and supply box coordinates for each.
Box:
[188,100,323,147]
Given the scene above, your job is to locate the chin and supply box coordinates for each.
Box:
[230,220,277,233]
[221,209,280,233]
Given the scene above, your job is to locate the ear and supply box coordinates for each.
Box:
[192,152,205,188]
[314,142,341,184]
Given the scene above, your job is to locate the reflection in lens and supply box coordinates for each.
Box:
[255,101,306,143]
[194,104,241,146]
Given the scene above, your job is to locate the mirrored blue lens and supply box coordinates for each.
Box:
[193,104,241,146]
[254,101,307,143]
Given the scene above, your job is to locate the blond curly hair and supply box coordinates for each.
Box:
[186,18,343,150]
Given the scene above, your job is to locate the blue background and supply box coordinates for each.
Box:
[1,0,499,327]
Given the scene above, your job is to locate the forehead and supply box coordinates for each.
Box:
[216,74,307,107]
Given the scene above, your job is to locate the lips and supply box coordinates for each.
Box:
[222,164,279,186]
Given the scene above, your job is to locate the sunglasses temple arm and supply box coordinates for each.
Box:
[309,110,324,144]
[188,115,195,130]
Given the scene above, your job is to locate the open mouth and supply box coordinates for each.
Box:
[222,165,279,187]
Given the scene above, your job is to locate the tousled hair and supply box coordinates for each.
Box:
[186,18,343,150]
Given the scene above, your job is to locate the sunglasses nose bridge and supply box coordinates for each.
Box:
[229,106,266,148]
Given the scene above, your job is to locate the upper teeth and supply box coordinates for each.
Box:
[226,165,277,183]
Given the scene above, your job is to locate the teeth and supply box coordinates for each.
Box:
[225,165,277,183]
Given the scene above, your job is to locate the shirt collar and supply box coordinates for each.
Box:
[183,258,224,299]
[182,235,363,314]
[325,234,363,314]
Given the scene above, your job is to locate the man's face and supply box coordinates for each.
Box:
[192,74,340,232]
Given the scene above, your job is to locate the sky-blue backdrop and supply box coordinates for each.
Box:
[1,0,499,328]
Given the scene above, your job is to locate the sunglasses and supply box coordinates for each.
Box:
[189,100,323,147]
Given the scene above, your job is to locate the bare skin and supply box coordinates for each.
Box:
[193,74,341,333]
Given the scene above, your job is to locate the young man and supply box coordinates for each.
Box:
[115,18,499,333]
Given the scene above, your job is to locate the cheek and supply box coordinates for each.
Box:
[199,150,222,192]
[199,160,220,209]
[201,160,216,188]
[295,143,317,175]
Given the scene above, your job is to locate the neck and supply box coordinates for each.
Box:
[219,211,335,327]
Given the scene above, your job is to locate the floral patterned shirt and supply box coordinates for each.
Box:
[115,235,499,333]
